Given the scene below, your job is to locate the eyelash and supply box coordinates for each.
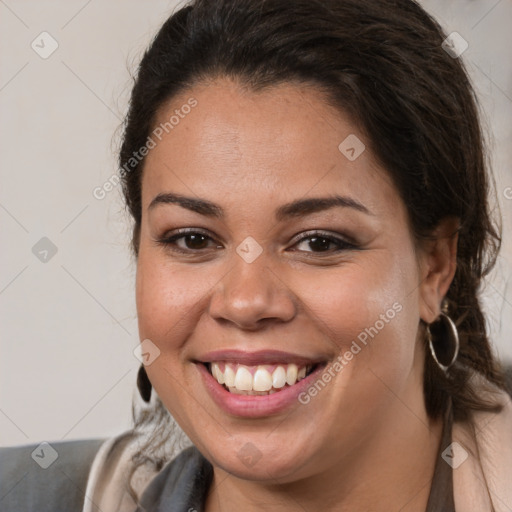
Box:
[155,228,358,256]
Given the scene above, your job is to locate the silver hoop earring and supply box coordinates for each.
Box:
[426,312,459,373]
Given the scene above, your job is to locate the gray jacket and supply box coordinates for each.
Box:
[0,432,212,512]
[0,438,105,512]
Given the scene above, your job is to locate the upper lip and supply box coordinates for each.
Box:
[195,349,328,366]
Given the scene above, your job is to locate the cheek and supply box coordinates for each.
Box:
[135,249,209,343]
[135,252,204,406]
[302,250,420,380]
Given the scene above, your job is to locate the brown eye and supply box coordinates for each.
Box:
[156,229,222,254]
[303,236,334,252]
[291,231,357,254]
[180,233,210,250]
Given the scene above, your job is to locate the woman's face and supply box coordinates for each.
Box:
[136,79,435,482]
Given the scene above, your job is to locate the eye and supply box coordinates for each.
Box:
[289,231,358,254]
[155,228,221,254]
[155,228,358,256]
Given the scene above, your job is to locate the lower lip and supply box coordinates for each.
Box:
[197,362,326,418]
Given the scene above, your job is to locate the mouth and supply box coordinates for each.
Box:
[195,350,329,417]
[204,361,319,396]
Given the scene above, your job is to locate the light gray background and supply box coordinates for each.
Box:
[1,0,511,447]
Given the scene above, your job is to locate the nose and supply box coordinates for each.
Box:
[208,251,296,330]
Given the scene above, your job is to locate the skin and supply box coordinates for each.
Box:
[135,78,458,511]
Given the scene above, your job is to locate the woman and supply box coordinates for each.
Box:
[1,0,511,510]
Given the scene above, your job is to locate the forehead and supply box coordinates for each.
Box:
[141,78,398,218]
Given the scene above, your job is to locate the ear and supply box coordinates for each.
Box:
[417,217,459,324]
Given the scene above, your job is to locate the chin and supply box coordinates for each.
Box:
[205,437,316,483]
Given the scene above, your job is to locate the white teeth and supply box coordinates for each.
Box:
[253,368,273,391]
[211,363,225,384]
[208,362,314,393]
[224,365,236,387]
[286,364,298,386]
[272,366,287,388]
[234,366,253,391]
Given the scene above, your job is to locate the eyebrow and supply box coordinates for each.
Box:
[148,192,373,219]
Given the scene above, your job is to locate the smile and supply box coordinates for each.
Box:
[195,349,329,417]
[207,362,316,395]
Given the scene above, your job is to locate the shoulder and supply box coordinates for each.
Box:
[452,376,512,512]
[81,429,211,512]
[0,437,106,512]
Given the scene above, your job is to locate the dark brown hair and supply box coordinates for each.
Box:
[119,0,506,505]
